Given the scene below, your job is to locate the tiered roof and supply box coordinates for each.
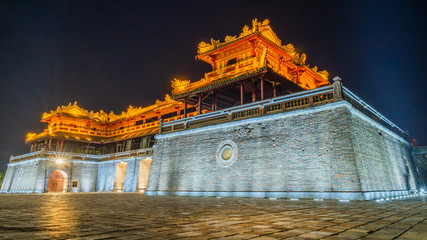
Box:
[171,19,329,98]
[25,95,193,143]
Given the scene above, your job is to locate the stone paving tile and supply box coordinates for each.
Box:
[398,224,427,239]
[0,193,426,239]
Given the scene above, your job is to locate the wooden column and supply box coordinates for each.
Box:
[252,80,257,102]
[184,97,188,118]
[60,140,64,152]
[240,81,244,105]
[48,138,52,151]
[198,94,202,115]
[273,82,277,98]
[212,93,217,111]
[158,119,163,134]
[260,78,264,100]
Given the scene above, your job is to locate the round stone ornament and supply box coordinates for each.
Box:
[216,139,238,167]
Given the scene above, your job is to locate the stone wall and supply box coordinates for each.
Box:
[413,146,427,188]
[1,155,151,194]
[348,109,418,199]
[147,101,418,200]
[96,161,116,192]
[0,160,45,193]
[122,158,140,192]
[1,100,419,199]
[96,158,145,192]
[71,162,98,192]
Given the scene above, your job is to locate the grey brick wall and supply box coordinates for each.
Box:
[147,101,417,200]
[413,146,427,187]
[0,160,45,193]
[349,110,415,190]
[96,162,116,192]
[1,101,418,199]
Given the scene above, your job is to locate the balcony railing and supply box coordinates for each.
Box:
[172,57,260,95]
[342,86,407,140]
[9,148,154,164]
[27,111,200,142]
[162,81,409,141]
[204,56,257,81]
[162,84,337,134]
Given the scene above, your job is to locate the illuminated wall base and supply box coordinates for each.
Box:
[147,101,420,201]
[0,156,151,194]
[145,190,412,200]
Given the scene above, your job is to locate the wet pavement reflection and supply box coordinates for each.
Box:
[0,193,426,239]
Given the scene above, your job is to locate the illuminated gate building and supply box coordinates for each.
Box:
[1,19,424,200]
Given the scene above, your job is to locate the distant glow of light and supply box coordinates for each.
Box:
[56,159,63,164]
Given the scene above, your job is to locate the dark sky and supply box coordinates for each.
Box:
[1,0,426,171]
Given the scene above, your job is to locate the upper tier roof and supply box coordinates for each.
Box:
[171,19,329,98]
[197,19,283,56]
[41,95,179,123]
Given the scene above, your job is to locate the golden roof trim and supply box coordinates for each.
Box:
[198,19,281,55]
[41,95,179,123]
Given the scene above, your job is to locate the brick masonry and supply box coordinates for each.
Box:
[146,101,419,200]
[0,157,148,193]
[413,146,427,188]
[1,100,423,200]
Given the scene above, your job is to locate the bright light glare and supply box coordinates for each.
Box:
[56,159,63,164]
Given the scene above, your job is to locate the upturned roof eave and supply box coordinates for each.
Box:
[171,67,270,99]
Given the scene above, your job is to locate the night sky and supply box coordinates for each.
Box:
[1,1,426,171]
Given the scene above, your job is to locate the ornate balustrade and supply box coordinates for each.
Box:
[342,87,408,140]
[31,112,199,142]
[161,82,409,141]
[9,148,154,164]
[162,84,337,134]
[172,57,258,96]
[204,56,257,81]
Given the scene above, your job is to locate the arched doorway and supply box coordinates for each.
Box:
[48,170,68,192]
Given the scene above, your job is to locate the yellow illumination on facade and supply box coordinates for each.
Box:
[26,94,198,143]
[171,18,329,97]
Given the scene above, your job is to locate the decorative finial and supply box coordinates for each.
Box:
[333,76,341,82]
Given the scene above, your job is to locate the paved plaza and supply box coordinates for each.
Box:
[0,193,426,239]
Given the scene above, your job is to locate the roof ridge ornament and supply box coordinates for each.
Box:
[198,18,278,55]
[197,18,281,55]
[171,78,191,95]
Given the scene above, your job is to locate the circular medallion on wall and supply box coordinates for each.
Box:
[216,140,238,167]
